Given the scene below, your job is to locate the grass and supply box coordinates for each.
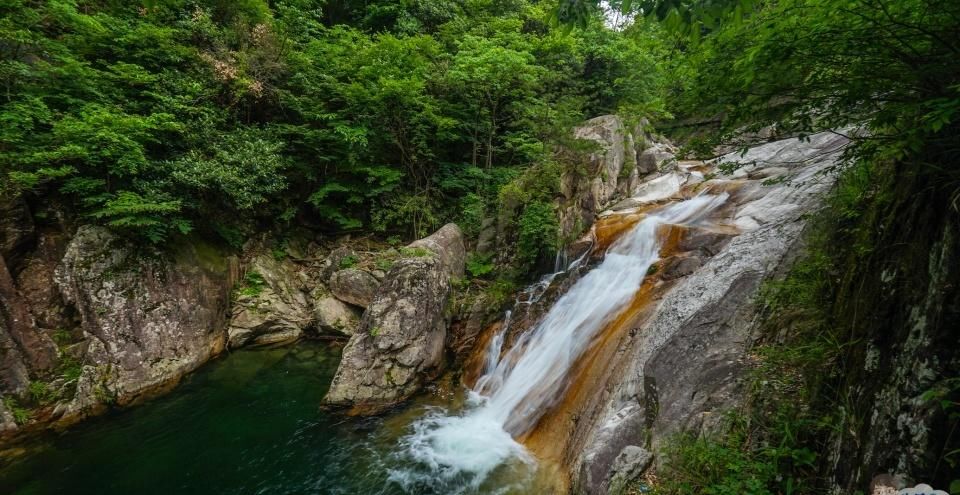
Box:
[3,396,30,425]
[338,254,359,269]
[399,246,432,258]
[237,270,267,298]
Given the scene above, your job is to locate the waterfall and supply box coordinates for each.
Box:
[390,193,729,492]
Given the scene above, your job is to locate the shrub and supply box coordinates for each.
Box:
[516,201,558,273]
[466,253,495,278]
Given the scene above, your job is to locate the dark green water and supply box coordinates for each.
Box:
[0,342,406,495]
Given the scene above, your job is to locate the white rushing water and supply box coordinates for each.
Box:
[390,194,729,493]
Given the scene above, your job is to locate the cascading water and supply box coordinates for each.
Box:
[390,194,729,493]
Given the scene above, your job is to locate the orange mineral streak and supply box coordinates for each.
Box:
[462,320,504,388]
[593,202,669,253]
[521,223,685,490]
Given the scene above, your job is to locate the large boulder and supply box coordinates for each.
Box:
[52,226,230,423]
[312,293,361,336]
[328,268,380,308]
[227,254,313,348]
[558,115,679,241]
[322,224,465,414]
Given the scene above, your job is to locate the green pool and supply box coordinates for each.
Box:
[0,342,409,495]
[0,341,556,495]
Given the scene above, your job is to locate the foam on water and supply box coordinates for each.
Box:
[391,193,729,492]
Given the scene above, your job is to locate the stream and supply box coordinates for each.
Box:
[1,193,729,495]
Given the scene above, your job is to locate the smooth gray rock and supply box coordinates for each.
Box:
[329,268,380,308]
[320,246,354,282]
[560,116,639,240]
[637,142,677,174]
[322,224,465,414]
[607,446,654,495]
[312,295,361,336]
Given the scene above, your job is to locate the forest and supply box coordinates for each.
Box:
[2,0,670,253]
[2,0,959,494]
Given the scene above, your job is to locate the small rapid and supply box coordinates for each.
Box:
[390,193,729,493]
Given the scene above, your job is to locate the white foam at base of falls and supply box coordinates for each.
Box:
[390,193,729,493]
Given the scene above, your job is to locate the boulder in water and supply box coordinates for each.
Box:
[322,224,465,414]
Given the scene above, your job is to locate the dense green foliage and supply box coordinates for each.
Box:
[1,0,667,247]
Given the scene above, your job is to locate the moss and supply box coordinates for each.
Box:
[338,254,359,269]
[620,134,637,179]
[399,247,432,258]
[646,263,659,276]
[192,240,230,274]
[52,328,73,347]
[173,235,230,275]
[374,257,394,271]
[485,278,518,308]
[384,368,395,385]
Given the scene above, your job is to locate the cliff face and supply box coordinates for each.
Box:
[558,115,678,243]
[53,226,233,421]
[818,165,960,492]
[0,219,235,438]
[0,182,469,442]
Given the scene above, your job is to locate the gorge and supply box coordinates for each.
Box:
[2,1,959,494]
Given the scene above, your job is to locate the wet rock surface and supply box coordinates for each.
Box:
[322,224,465,414]
[566,132,850,493]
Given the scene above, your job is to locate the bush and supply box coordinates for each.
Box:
[516,201,559,273]
[466,253,495,278]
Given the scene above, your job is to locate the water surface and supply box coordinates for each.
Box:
[1,342,404,495]
[0,341,554,495]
